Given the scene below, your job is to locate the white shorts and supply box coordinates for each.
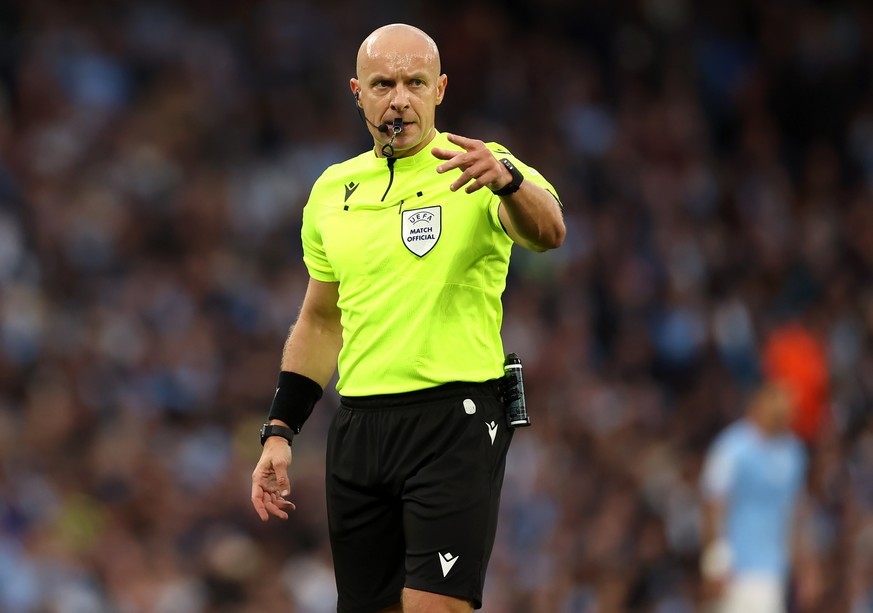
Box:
[718,574,785,613]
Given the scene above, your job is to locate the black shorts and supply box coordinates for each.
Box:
[326,380,513,613]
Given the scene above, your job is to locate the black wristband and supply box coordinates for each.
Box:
[492,158,524,196]
[267,371,323,434]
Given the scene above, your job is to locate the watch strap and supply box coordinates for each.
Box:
[492,158,524,196]
[260,424,295,446]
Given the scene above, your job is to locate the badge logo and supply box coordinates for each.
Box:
[401,206,441,257]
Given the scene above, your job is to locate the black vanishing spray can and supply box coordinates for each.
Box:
[503,353,531,427]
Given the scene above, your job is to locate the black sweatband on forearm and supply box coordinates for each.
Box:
[267,371,323,434]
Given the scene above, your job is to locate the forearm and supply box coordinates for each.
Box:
[701,499,724,546]
[499,182,565,252]
[267,316,341,431]
[700,500,733,581]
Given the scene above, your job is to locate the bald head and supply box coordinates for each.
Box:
[356,24,441,78]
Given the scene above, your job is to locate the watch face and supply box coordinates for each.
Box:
[495,158,523,194]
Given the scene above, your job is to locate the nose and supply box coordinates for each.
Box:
[390,85,410,112]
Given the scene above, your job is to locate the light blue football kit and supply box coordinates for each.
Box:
[701,419,807,577]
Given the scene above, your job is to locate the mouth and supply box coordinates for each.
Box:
[386,120,414,130]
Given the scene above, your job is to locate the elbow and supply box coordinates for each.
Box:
[513,210,566,252]
[551,223,567,249]
[538,221,566,251]
[523,227,567,253]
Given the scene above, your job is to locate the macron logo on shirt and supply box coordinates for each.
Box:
[344,181,360,202]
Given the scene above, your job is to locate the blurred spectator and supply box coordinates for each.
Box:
[762,321,829,445]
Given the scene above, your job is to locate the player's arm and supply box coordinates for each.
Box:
[432,133,565,252]
[700,498,731,579]
[699,440,735,596]
[251,278,342,522]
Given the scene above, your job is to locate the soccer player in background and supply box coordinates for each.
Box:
[250,23,565,613]
[699,383,821,613]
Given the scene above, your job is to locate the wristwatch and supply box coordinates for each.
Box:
[492,158,524,196]
[260,423,295,446]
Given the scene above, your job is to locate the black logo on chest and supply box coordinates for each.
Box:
[344,182,360,202]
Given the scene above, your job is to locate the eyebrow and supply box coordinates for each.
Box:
[369,73,430,84]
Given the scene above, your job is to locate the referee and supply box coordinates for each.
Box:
[251,23,565,613]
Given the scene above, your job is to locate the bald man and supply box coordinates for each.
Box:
[251,24,565,613]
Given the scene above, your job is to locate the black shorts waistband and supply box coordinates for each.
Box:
[340,380,502,411]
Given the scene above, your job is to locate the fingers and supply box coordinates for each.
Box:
[252,486,296,522]
[451,168,488,193]
[432,133,501,193]
[251,451,294,522]
[432,133,483,171]
[431,147,460,161]
[251,483,270,522]
[446,132,478,148]
[450,162,504,193]
[264,492,296,520]
[274,470,290,498]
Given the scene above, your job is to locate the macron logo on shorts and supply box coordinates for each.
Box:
[439,552,459,577]
[487,421,498,445]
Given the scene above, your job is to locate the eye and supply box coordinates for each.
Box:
[411,79,425,87]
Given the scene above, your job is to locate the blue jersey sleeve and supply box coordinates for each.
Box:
[701,431,741,500]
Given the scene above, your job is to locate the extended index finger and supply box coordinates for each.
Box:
[445,132,481,150]
[431,146,462,161]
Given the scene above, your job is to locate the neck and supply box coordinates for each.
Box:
[750,414,783,437]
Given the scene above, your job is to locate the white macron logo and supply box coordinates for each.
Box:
[439,552,459,577]
[486,421,498,445]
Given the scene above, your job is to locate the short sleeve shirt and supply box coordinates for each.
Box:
[700,420,807,578]
[301,131,560,396]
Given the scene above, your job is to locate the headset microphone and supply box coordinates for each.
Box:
[355,91,389,133]
[354,91,402,155]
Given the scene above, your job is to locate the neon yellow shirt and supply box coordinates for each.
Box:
[302,131,559,396]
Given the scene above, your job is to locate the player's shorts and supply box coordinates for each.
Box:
[326,380,513,613]
[719,573,786,613]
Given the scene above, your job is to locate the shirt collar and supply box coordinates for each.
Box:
[370,130,448,170]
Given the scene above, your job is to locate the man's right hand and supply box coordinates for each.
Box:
[251,438,296,521]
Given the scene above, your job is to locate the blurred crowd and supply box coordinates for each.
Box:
[1,0,872,611]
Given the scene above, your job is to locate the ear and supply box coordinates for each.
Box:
[435,74,448,106]
[349,78,361,106]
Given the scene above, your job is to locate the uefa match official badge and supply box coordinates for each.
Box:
[401,205,441,256]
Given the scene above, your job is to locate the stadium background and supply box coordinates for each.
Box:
[0,0,872,611]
